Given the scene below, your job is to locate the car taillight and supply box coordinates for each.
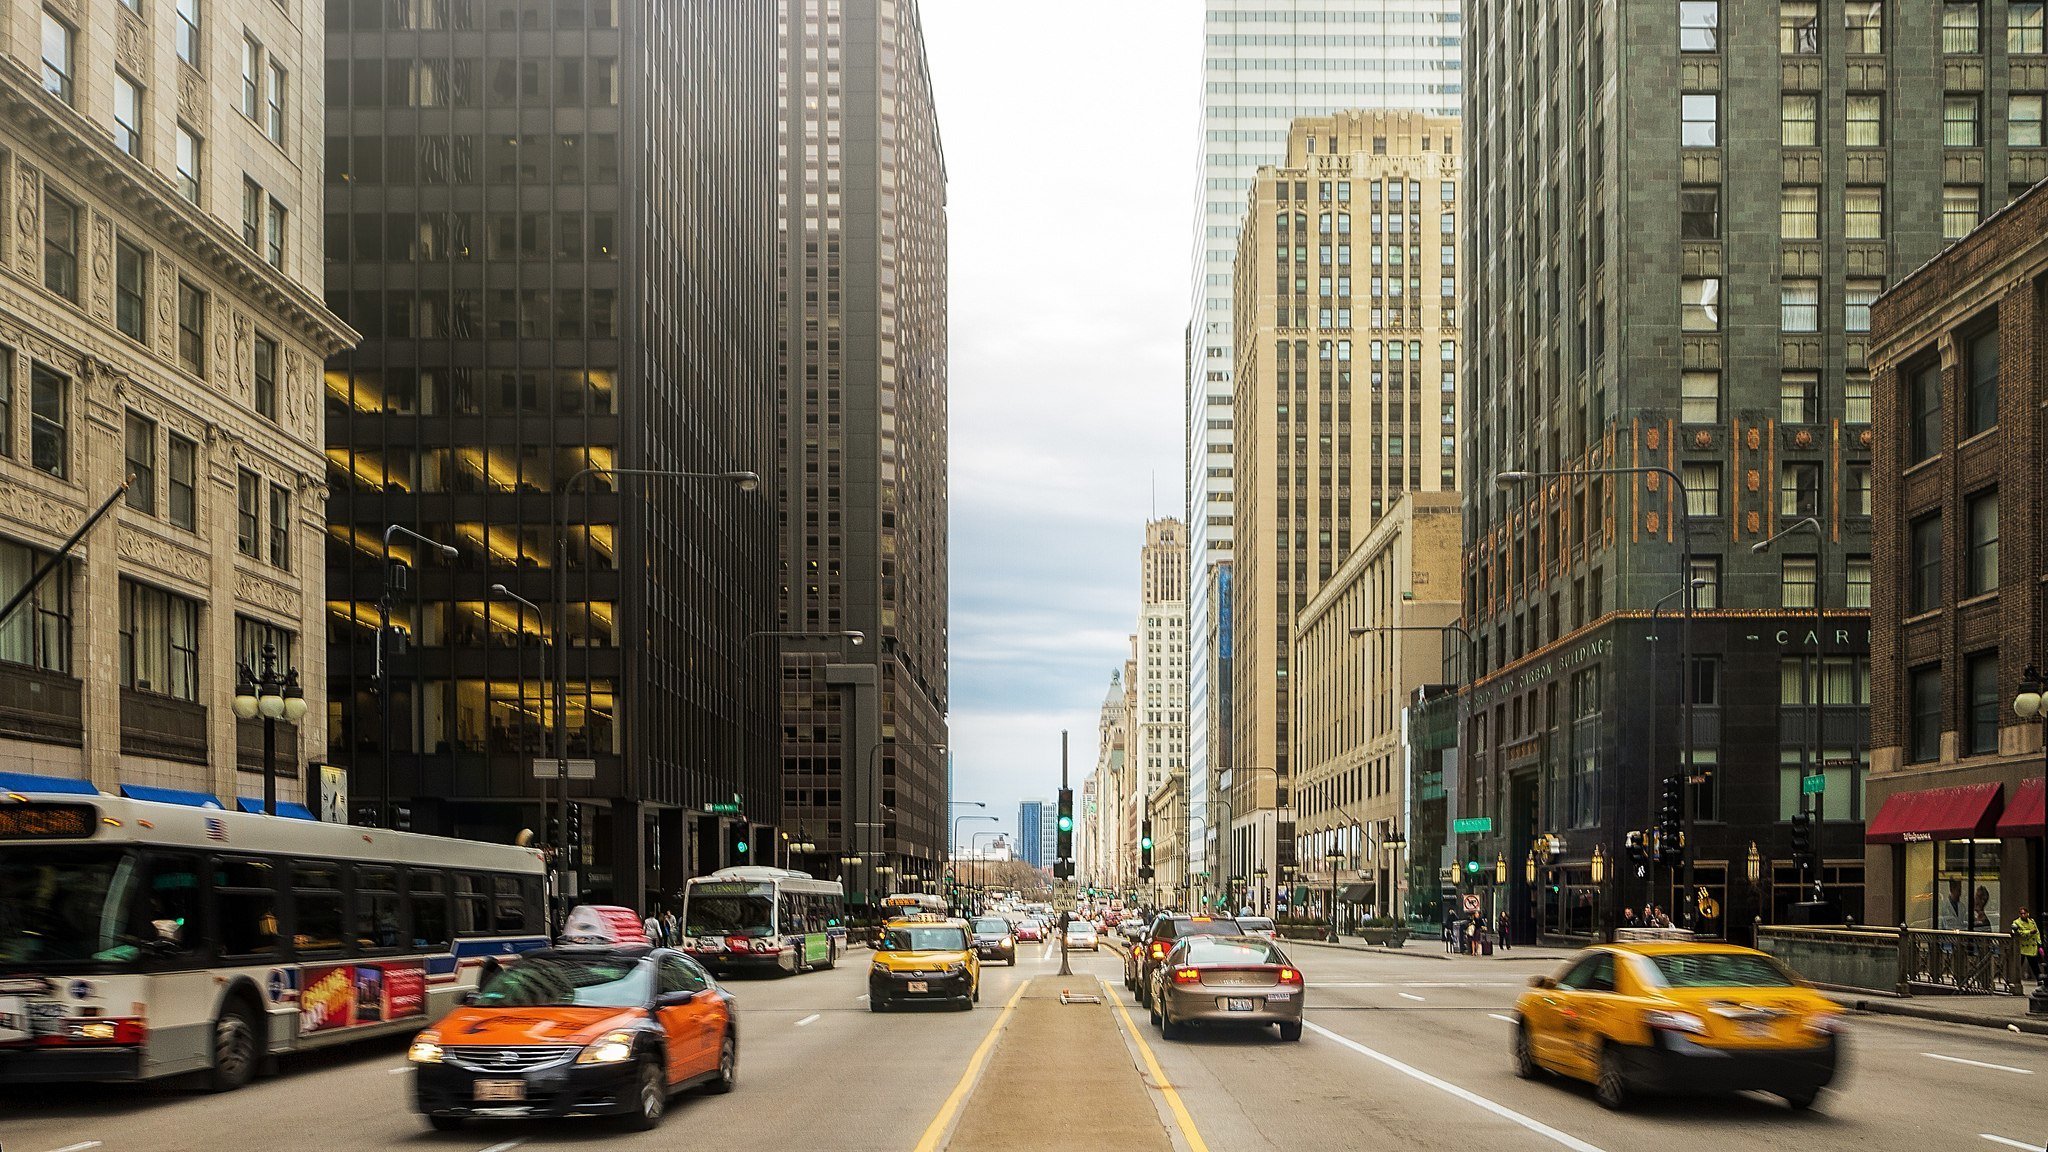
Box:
[1277,968,1302,985]
[1643,1010,1708,1036]
[1150,942,1167,960]
[728,937,750,952]
[1172,967,1202,984]
[40,1017,147,1046]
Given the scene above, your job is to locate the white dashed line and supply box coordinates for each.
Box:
[475,1141,526,1152]
[1488,1013,1519,1024]
[45,1142,104,1152]
[388,1066,411,1074]
[1926,1052,2033,1075]
[1980,1136,2037,1150]
[1398,992,1427,1001]
[796,1013,821,1026]
[856,993,869,1001]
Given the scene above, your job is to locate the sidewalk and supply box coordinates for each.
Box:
[1282,935,1580,964]
[1832,989,2048,1037]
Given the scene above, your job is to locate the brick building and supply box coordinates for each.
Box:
[1865,178,2047,932]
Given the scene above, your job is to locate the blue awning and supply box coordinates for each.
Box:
[234,797,317,821]
[0,771,100,796]
[118,784,224,809]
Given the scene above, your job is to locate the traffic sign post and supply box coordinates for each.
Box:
[1801,773,1826,795]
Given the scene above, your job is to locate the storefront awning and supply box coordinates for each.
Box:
[234,797,318,821]
[1997,778,2044,839]
[1865,782,2002,844]
[1337,883,1376,902]
[0,771,100,796]
[119,784,224,809]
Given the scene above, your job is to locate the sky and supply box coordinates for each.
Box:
[924,1,1201,851]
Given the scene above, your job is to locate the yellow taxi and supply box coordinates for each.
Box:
[1510,941,1845,1111]
[868,916,980,1011]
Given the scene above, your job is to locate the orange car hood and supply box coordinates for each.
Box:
[433,1005,644,1047]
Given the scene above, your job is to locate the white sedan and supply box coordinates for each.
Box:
[1062,919,1100,950]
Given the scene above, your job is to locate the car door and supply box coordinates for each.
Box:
[1527,955,1600,1071]
[1552,952,1618,1079]
[655,956,698,1085]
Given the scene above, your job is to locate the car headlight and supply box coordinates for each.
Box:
[576,1030,637,1065]
[1643,1010,1708,1036]
[407,1033,444,1064]
[872,961,890,974]
[1003,936,1014,946]
[1803,1013,1847,1036]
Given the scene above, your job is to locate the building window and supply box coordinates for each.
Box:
[30,362,66,478]
[1781,279,1819,332]
[254,334,277,420]
[124,411,156,514]
[1909,513,1942,614]
[1844,0,1883,53]
[119,579,200,701]
[113,72,143,155]
[1846,464,1873,517]
[1846,556,1872,609]
[1944,95,1980,146]
[1680,184,1720,238]
[1680,0,1719,50]
[0,349,10,459]
[1782,93,1819,146]
[1780,372,1819,424]
[1681,369,1720,423]
[1943,185,1980,239]
[241,178,262,249]
[266,61,287,145]
[236,469,260,556]
[0,536,72,672]
[1908,360,1943,461]
[42,189,78,302]
[1781,185,1819,239]
[266,198,286,268]
[1682,94,1719,146]
[2014,2,2046,53]
[268,483,290,570]
[2013,95,2046,147]
[1965,652,1999,755]
[1966,488,1998,595]
[1964,325,1999,435]
[168,434,196,530]
[1844,186,1883,239]
[240,35,260,118]
[1780,556,1818,609]
[1682,461,1722,517]
[177,280,205,375]
[1779,461,1821,516]
[1781,0,1820,52]
[1942,2,1980,52]
[1690,557,1721,608]
[40,10,73,103]
[115,238,147,341]
[1681,276,1720,330]
[1845,372,1872,424]
[1846,94,1884,146]
[176,0,200,66]
[1907,665,1941,762]
[176,125,202,203]
[1845,279,1880,333]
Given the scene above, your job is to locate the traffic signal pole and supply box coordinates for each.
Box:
[1058,729,1072,978]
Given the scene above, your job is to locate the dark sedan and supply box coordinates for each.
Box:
[969,916,1017,966]
[1148,935,1304,1041]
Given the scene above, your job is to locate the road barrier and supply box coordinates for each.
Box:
[1757,923,2029,996]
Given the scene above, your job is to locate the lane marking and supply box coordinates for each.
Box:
[1304,1021,1606,1152]
[1980,1136,2037,1150]
[476,1142,526,1152]
[45,1143,104,1152]
[1926,1052,2034,1075]
[388,1065,411,1074]
[908,980,1030,1152]
[855,994,869,1001]
[1101,976,1212,1152]
[1489,1013,1519,1024]
[795,1013,821,1027]
[1398,992,1427,1002]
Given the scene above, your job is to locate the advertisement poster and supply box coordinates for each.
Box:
[301,962,427,1034]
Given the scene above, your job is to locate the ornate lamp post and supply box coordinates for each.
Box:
[2014,666,2048,1016]
[1385,829,1408,928]
[232,643,307,816]
[1324,844,1345,940]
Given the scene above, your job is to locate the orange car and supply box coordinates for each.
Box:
[409,909,737,1131]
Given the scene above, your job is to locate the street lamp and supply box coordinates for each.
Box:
[2014,665,2048,1016]
[1755,515,1826,899]
[1384,829,1408,927]
[377,525,459,829]
[862,740,947,896]
[1252,866,1270,915]
[488,583,552,879]
[232,642,308,816]
[1746,841,1762,887]
[1324,844,1346,941]
[1494,852,1507,885]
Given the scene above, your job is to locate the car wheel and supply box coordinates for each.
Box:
[1512,1025,1540,1079]
[1594,1044,1631,1111]
[1277,1020,1302,1042]
[624,1057,667,1131]
[1148,989,1162,1026]
[426,1115,464,1132]
[973,981,981,1004]
[209,1002,261,1093]
[869,996,886,1013]
[1160,1008,1184,1041]
[1779,1086,1820,1111]
[706,1031,737,1095]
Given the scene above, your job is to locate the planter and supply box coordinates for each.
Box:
[1358,929,1409,948]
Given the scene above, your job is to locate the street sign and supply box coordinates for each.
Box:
[1801,773,1826,795]
[1462,894,1481,914]
[1452,816,1493,834]
[532,758,596,780]
[1821,758,1858,767]
[706,801,742,814]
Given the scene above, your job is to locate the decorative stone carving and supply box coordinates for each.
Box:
[1691,430,1713,449]
[117,525,207,585]
[177,69,204,125]
[14,163,40,280]
[232,310,251,398]
[1792,429,1815,449]
[212,322,230,387]
[155,260,178,361]
[0,484,75,533]
[1859,428,1873,447]
[235,570,301,618]
[1646,511,1661,534]
[117,12,148,76]
[1746,469,1760,492]
[90,214,114,323]
[1646,426,1661,450]
[1746,511,1762,534]
[1745,426,1762,450]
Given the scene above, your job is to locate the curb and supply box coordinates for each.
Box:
[1849,998,2048,1037]
[1282,937,1569,963]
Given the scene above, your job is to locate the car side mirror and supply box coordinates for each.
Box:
[655,990,694,1008]
[458,991,480,1006]
[1528,975,1557,990]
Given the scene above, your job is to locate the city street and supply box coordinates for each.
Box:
[5,941,2045,1152]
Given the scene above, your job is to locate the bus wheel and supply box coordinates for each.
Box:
[209,1003,260,1092]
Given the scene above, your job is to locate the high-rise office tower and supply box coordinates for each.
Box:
[1228,110,1462,916]
[1460,0,2042,939]
[1136,519,1187,883]
[323,0,780,909]
[1017,799,1048,869]
[0,0,353,801]
[1188,0,1461,907]
[776,0,950,899]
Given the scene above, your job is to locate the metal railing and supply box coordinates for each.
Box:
[1898,927,2029,995]
[1757,924,2030,996]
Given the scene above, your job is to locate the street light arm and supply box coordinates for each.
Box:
[1750,515,1824,554]
[1349,623,1474,641]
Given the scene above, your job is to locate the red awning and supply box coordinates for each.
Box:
[1998,778,2045,839]
[1864,782,2003,844]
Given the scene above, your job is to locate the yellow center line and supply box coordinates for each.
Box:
[1099,976,1212,1152]
[909,979,1029,1152]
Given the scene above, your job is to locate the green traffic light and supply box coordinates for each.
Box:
[1140,837,1154,851]
[1057,815,1073,832]
[735,840,749,854]
[1464,859,1481,874]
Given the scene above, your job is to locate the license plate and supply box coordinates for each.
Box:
[473,1079,526,1101]
[907,981,928,993]
[1225,997,1255,1012]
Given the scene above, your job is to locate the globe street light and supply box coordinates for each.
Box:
[233,642,307,816]
[2014,665,2047,1016]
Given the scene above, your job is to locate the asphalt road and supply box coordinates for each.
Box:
[4,940,2046,1152]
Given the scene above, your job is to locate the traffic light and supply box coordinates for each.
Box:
[1658,774,1683,841]
[1139,821,1154,878]
[726,822,750,863]
[567,804,585,858]
[1055,787,1074,859]
[1464,856,1482,877]
[1789,811,1812,859]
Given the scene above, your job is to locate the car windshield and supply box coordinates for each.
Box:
[1236,917,1275,932]
[1167,918,1242,939]
[0,848,146,968]
[883,926,968,951]
[1643,952,1798,988]
[1181,938,1283,966]
[971,919,1008,935]
[684,895,775,938]
[473,955,653,1008]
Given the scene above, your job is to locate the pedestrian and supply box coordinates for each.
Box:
[1621,906,1637,929]
[2015,908,2043,981]
[1496,910,1512,951]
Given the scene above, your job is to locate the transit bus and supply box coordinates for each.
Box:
[0,787,547,1088]
[677,866,845,975]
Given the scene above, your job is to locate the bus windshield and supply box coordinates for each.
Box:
[685,895,775,938]
[0,848,147,968]
[474,954,653,1008]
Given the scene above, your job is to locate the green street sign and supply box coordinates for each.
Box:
[1452,816,1493,835]
[1801,774,1826,795]
[707,802,742,815]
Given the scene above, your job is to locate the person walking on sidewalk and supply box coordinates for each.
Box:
[1495,911,1512,951]
[2015,908,2043,981]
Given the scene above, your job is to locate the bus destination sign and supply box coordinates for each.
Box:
[0,803,97,840]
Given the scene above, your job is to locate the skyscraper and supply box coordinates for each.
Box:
[776,0,951,899]
[323,0,780,909]
[1188,0,1461,906]
[1017,798,1048,869]
[1136,518,1187,879]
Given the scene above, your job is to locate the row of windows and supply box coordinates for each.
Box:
[323,57,619,109]
[324,0,621,33]
[327,210,618,262]
[1682,273,1894,335]
[1905,489,2002,615]
[323,288,620,341]
[1906,648,2014,764]
[1678,460,1873,522]
[1679,368,1872,425]
[325,133,622,188]
[1904,326,2003,463]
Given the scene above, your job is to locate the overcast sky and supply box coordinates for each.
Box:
[925,1,1200,851]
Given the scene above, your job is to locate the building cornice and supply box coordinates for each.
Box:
[0,61,358,356]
